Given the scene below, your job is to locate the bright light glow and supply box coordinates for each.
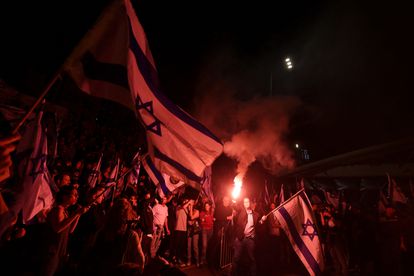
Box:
[288,65,293,69]
[285,58,291,62]
[232,175,243,199]
[287,61,292,65]
[295,143,299,148]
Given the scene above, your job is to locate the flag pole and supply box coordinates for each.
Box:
[261,188,305,222]
[12,70,62,134]
[11,0,122,135]
[86,166,133,207]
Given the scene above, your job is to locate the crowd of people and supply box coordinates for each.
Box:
[0,110,414,276]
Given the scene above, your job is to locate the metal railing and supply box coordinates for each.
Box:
[219,226,233,269]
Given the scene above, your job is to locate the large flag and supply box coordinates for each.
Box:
[63,0,133,110]
[64,0,223,187]
[124,0,223,185]
[142,155,185,197]
[4,111,54,224]
[274,190,324,276]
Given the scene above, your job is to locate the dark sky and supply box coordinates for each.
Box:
[1,0,413,161]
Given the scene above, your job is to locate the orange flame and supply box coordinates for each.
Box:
[232,174,243,199]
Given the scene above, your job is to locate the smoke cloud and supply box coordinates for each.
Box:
[194,79,300,180]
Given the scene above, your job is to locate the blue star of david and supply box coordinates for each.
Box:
[135,96,162,136]
[302,219,318,241]
[30,154,47,177]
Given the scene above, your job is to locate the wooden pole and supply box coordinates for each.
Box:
[12,69,62,134]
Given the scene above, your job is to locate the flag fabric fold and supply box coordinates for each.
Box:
[274,190,324,276]
[142,154,185,197]
[103,158,120,200]
[4,111,54,224]
[201,166,215,208]
[63,0,133,110]
[125,151,141,192]
[64,0,223,190]
[125,0,223,186]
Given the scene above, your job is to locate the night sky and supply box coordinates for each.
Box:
[0,0,413,162]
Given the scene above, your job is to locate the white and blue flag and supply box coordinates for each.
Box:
[274,190,324,276]
[64,0,223,190]
[125,0,223,186]
[142,154,185,197]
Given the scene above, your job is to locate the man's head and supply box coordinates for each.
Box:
[161,196,168,205]
[58,173,71,188]
[222,196,230,207]
[243,197,251,210]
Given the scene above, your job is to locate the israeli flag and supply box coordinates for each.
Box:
[274,190,324,276]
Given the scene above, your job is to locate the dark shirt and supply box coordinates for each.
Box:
[214,204,232,229]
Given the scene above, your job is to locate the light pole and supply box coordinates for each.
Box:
[269,57,294,96]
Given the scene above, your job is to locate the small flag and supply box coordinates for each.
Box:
[125,150,141,192]
[103,158,120,199]
[279,184,285,204]
[264,180,271,206]
[274,190,324,276]
[387,174,408,204]
[201,166,215,208]
[87,154,102,189]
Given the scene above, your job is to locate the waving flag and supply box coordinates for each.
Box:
[87,154,102,189]
[103,158,120,200]
[125,0,223,185]
[3,111,54,224]
[274,190,324,276]
[21,114,54,223]
[125,150,141,192]
[201,166,215,208]
[63,0,133,110]
[142,155,185,197]
[64,0,223,187]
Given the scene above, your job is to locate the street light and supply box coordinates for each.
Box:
[285,57,293,70]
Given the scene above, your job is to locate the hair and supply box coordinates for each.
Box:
[203,201,213,215]
[103,198,136,237]
[56,185,76,204]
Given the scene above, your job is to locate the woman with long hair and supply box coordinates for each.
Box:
[200,201,214,265]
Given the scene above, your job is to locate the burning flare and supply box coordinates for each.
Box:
[232,174,243,199]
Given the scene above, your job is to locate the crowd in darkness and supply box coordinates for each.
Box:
[0,108,414,276]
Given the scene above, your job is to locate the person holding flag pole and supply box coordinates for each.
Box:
[260,189,325,276]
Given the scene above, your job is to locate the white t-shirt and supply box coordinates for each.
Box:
[152,204,168,226]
